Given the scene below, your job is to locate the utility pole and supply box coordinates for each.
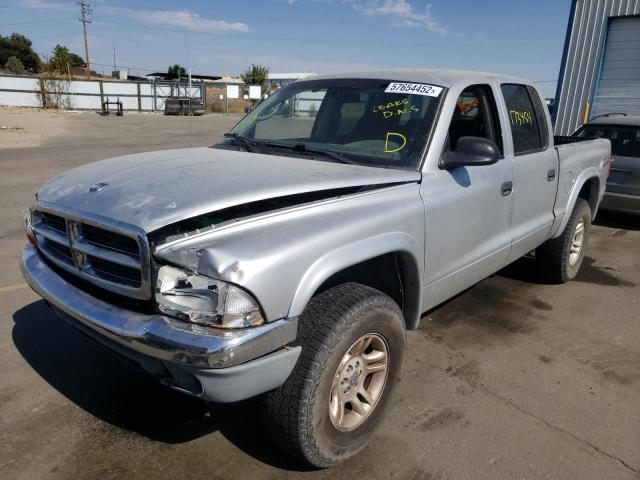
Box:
[185,26,191,98]
[78,1,92,79]
[113,46,116,73]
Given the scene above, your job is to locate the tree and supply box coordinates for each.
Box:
[167,64,186,79]
[3,56,25,74]
[48,44,84,73]
[240,64,269,86]
[0,33,41,72]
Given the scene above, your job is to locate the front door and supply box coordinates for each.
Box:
[420,83,514,311]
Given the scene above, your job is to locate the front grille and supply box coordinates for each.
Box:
[88,255,142,287]
[82,224,140,257]
[41,212,67,233]
[44,238,73,262]
[32,207,150,299]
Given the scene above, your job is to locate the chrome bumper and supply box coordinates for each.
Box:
[20,244,298,369]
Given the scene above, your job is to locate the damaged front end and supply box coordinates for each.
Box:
[155,264,264,329]
[148,184,389,245]
[150,187,378,328]
[149,183,414,327]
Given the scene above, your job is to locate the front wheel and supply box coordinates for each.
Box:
[262,283,406,468]
[536,198,592,283]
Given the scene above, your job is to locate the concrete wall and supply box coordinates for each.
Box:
[0,74,203,112]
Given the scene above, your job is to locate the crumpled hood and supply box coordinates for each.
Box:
[37,147,421,233]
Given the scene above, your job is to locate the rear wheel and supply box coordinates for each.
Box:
[262,282,406,468]
[536,198,591,283]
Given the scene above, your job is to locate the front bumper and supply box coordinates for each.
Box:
[20,244,300,402]
[600,191,640,215]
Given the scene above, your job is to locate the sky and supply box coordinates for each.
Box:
[0,0,572,96]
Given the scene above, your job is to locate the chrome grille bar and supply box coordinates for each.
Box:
[72,238,141,269]
[33,223,69,246]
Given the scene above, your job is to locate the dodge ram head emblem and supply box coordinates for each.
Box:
[89,182,109,192]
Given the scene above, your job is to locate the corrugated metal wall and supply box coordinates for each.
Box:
[591,16,640,116]
[554,0,640,135]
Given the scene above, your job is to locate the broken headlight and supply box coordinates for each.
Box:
[23,208,37,246]
[155,265,264,329]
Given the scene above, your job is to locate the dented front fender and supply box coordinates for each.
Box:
[153,183,425,323]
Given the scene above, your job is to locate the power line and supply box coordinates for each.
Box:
[90,61,160,73]
[0,18,76,28]
[90,18,530,48]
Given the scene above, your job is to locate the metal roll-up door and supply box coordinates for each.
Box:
[591,16,640,118]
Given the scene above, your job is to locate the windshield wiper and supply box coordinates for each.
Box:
[262,142,358,165]
[224,132,259,152]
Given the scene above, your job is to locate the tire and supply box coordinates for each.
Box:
[536,198,591,283]
[262,282,406,468]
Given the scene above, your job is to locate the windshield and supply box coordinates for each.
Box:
[230,78,444,169]
[576,124,640,158]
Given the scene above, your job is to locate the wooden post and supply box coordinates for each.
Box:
[38,78,47,109]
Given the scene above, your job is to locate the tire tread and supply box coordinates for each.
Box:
[537,198,591,283]
[262,282,402,467]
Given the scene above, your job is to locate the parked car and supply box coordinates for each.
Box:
[21,70,610,468]
[164,96,205,116]
[572,114,640,214]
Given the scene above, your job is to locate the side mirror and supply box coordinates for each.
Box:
[440,136,500,169]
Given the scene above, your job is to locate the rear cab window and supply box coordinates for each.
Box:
[501,84,549,155]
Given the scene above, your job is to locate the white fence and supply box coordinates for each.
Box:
[0,74,203,111]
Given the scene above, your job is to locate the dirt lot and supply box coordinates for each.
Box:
[1,110,639,480]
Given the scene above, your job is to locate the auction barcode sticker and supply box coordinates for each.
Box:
[385,82,443,97]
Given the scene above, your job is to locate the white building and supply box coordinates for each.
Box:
[268,72,316,88]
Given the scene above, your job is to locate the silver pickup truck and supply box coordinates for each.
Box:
[21,70,610,467]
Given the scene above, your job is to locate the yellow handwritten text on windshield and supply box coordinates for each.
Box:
[384,132,407,153]
[374,99,420,118]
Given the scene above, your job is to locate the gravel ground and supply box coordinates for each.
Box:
[1,110,639,480]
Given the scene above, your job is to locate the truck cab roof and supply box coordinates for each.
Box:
[306,69,531,88]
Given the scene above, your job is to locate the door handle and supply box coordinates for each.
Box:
[501,181,513,197]
[547,169,556,181]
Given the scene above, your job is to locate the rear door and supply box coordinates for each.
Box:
[500,84,559,262]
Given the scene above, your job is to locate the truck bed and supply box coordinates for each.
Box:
[553,135,599,145]
[550,136,611,237]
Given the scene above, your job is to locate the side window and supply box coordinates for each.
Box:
[501,84,544,154]
[448,84,503,153]
[527,86,549,148]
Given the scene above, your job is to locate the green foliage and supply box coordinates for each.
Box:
[48,44,85,73]
[0,33,41,73]
[240,64,269,86]
[167,64,187,79]
[37,77,71,109]
[3,55,25,74]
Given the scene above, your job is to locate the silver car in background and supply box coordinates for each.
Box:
[574,114,640,214]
